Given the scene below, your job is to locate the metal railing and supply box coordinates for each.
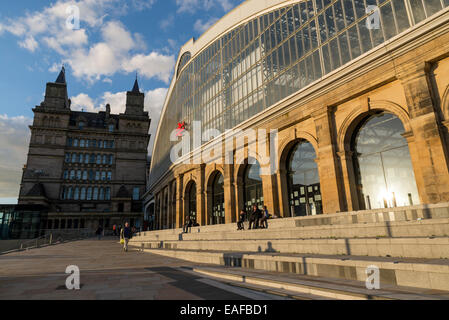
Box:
[0,228,94,255]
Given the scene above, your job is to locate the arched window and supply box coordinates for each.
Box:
[74,187,80,200]
[99,188,105,200]
[105,187,111,200]
[96,154,101,164]
[79,154,84,163]
[352,112,419,209]
[87,187,93,200]
[211,173,225,225]
[71,153,77,163]
[70,170,75,180]
[80,187,86,200]
[67,187,73,200]
[93,187,99,200]
[82,171,88,180]
[187,182,197,222]
[243,159,263,214]
[287,140,322,217]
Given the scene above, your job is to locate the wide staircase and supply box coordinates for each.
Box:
[130,203,449,299]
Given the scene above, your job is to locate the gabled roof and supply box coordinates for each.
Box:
[116,186,130,198]
[26,183,47,198]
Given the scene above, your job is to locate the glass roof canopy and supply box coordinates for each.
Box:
[150,0,448,187]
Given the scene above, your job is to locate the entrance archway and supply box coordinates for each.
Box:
[211,172,225,225]
[243,158,263,214]
[352,112,419,209]
[185,182,197,223]
[286,140,322,216]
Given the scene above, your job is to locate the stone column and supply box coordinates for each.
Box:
[398,63,449,204]
[275,168,289,217]
[166,185,171,229]
[175,174,183,228]
[223,165,236,223]
[260,164,278,216]
[235,176,244,215]
[312,108,346,214]
[196,165,206,226]
[338,151,360,211]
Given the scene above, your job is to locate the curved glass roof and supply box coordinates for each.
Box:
[151,0,448,187]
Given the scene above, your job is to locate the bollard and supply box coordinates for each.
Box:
[49,233,52,245]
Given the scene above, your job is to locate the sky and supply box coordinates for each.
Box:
[0,0,245,203]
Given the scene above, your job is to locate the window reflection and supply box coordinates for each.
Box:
[211,173,225,225]
[287,141,322,216]
[353,113,419,209]
[244,159,264,214]
[187,182,197,222]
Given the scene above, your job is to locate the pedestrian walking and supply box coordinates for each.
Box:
[122,222,132,252]
[112,224,117,236]
[95,225,103,240]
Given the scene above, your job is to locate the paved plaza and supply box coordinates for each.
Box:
[0,238,283,300]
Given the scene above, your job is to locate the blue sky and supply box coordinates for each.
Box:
[0,0,245,202]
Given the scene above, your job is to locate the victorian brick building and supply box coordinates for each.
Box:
[18,68,151,231]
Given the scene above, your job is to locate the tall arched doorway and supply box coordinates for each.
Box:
[287,140,322,216]
[186,182,197,223]
[211,172,225,225]
[243,159,263,214]
[352,112,419,209]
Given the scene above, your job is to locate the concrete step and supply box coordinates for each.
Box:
[131,236,449,259]
[189,266,449,300]
[134,247,449,291]
[134,218,449,242]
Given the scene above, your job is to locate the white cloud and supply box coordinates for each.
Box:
[194,17,219,34]
[0,115,32,198]
[0,0,174,84]
[123,53,175,84]
[160,15,174,31]
[18,37,39,52]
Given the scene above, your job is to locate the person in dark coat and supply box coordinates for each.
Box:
[237,210,246,230]
[183,216,193,233]
[249,205,262,229]
[95,225,103,240]
[260,205,270,229]
[122,222,132,252]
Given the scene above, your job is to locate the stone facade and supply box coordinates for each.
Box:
[18,69,151,231]
[149,3,449,230]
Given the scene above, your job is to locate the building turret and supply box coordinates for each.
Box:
[125,77,145,116]
[39,66,70,110]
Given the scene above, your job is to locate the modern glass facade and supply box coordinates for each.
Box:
[151,0,448,187]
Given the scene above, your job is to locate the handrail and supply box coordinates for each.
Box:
[1,228,94,255]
